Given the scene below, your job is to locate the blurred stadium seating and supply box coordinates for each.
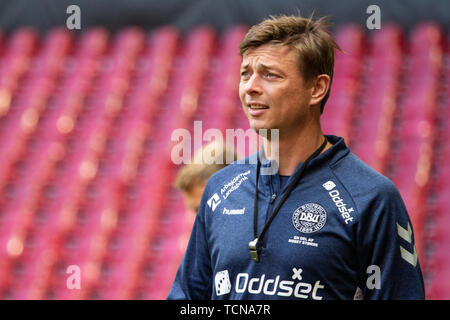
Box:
[0,22,448,300]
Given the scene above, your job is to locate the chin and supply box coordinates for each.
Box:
[249,122,277,138]
[248,118,271,129]
[248,120,265,132]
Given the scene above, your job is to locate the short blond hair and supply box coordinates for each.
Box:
[174,141,239,192]
[239,14,341,113]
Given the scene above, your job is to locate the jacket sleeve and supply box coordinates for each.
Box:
[355,181,425,300]
[167,189,213,300]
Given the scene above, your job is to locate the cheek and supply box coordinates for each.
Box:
[239,87,249,114]
[238,84,246,102]
[280,86,309,108]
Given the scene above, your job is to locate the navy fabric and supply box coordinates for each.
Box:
[167,135,425,300]
[278,175,290,191]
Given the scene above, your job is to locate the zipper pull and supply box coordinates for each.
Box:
[270,193,277,204]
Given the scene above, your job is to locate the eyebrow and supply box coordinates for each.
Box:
[240,62,284,74]
[240,63,250,70]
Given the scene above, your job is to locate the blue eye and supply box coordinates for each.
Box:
[240,71,251,80]
[265,72,278,79]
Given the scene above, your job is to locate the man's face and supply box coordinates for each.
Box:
[182,182,206,214]
[239,43,313,136]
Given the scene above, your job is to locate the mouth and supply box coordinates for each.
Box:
[248,103,269,109]
[247,103,269,116]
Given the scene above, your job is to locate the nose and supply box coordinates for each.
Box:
[241,73,263,97]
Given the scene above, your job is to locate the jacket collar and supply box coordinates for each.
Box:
[256,135,349,189]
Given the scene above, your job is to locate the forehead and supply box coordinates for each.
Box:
[241,43,299,69]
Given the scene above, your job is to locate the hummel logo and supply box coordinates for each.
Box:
[207,193,221,212]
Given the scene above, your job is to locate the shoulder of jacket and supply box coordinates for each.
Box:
[328,151,402,219]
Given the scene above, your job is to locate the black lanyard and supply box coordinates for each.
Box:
[249,137,328,262]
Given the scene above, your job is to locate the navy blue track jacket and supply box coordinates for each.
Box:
[167,135,425,300]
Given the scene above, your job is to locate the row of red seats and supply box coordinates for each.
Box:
[90,27,217,300]
[322,24,365,143]
[423,34,450,300]
[389,23,444,262]
[351,24,404,174]
[0,29,72,268]
[0,28,144,298]
[199,27,247,135]
[0,30,46,190]
[125,27,247,300]
[63,27,217,299]
[39,28,179,299]
[139,27,248,299]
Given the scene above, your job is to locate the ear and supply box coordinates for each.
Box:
[310,74,331,106]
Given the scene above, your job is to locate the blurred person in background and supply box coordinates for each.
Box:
[174,141,240,214]
[168,14,425,300]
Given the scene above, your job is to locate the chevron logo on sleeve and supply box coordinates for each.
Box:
[397,222,418,267]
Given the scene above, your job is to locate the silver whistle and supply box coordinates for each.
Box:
[248,238,260,262]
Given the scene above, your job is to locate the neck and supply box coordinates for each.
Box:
[262,124,331,176]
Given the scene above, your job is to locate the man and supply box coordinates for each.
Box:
[168,15,425,299]
[175,141,239,213]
